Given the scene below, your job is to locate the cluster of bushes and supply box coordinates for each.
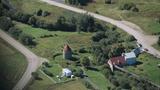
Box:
[120,2,139,12]
[40,34,54,38]
[91,27,137,65]
[65,0,91,6]
[105,0,112,4]
[36,9,50,17]
[0,16,36,46]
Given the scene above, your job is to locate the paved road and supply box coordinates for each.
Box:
[0,30,41,90]
[41,0,160,58]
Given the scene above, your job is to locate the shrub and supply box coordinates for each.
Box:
[43,69,54,77]
[79,47,87,53]
[36,9,42,16]
[19,33,36,46]
[0,16,13,31]
[120,2,139,12]
[105,0,112,4]
[42,11,50,17]
[42,62,52,68]
[8,27,22,39]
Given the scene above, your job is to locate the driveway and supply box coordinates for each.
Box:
[41,0,160,58]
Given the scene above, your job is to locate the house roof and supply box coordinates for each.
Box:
[62,68,72,73]
[124,52,136,59]
[108,56,125,65]
[63,44,72,52]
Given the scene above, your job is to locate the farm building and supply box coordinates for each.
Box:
[63,44,72,59]
[108,56,125,71]
[62,68,72,77]
[124,52,136,65]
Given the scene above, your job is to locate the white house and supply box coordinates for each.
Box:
[62,68,72,77]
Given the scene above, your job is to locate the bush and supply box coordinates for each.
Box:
[43,69,54,77]
[19,33,36,46]
[8,27,22,39]
[42,11,50,17]
[42,62,52,68]
[120,2,139,12]
[0,16,13,31]
[72,68,83,77]
[36,9,42,16]
[105,0,112,4]
[79,47,87,53]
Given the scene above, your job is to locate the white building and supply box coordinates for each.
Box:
[62,68,72,77]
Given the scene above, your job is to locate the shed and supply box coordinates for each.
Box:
[63,44,72,59]
[62,68,72,77]
[124,52,136,65]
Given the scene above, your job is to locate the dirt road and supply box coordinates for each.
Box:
[0,30,41,90]
[41,0,160,58]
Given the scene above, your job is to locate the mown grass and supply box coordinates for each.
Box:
[125,53,160,85]
[48,80,88,90]
[86,70,113,90]
[10,0,77,23]
[15,22,92,60]
[0,38,27,90]
[81,0,160,35]
[26,70,54,90]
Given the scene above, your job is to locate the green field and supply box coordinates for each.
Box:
[125,53,160,85]
[86,70,113,90]
[48,80,87,90]
[11,0,77,23]
[78,0,160,35]
[26,70,54,90]
[15,22,92,60]
[0,38,27,90]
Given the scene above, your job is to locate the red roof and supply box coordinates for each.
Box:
[63,45,71,52]
[108,56,125,65]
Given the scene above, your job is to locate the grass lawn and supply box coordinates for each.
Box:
[10,0,77,23]
[125,53,160,85]
[77,0,160,35]
[0,38,27,90]
[48,80,88,90]
[86,70,113,90]
[26,70,54,90]
[15,22,92,60]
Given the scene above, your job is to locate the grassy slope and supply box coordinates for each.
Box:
[27,70,54,90]
[48,80,87,90]
[15,22,92,59]
[82,0,160,34]
[125,53,160,85]
[86,70,113,90]
[0,39,27,90]
[11,0,77,23]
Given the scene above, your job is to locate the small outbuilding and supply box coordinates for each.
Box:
[63,44,72,59]
[124,52,136,65]
[62,68,72,77]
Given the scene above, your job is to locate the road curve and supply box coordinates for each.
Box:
[41,0,160,58]
[0,30,41,90]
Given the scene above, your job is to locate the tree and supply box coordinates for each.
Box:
[28,16,37,26]
[19,33,36,46]
[81,57,90,67]
[8,27,22,39]
[0,16,13,31]
[36,9,42,16]
[105,0,112,4]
